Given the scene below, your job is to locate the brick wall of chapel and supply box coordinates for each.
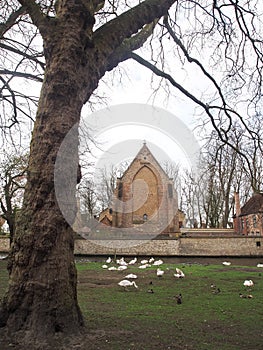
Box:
[111,145,179,233]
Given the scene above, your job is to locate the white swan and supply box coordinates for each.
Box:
[243,279,254,287]
[222,261,231,266]
[139,264,147,269]
[140,259,148,265]
[257,263,263,268]
[153,259,163,266]
[108,266,117,271]
[156,268,164,277]
[106,257,111,264]
[118,279,138,290]
[174,267,185,278]
[139,263,151,269]
[117,257,128,266]
[125,273,137,279]
[129,257,137,265]
[117,265,127,271]
[102,264,108,269]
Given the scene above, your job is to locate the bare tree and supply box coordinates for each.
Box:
[240,115,263,193]
[0,150,28,241]
[78,161,130,217]
[131,2,263,164]
[181,169,200,228]
[0,2,44,134]
[96,162,130,208]
[0,1,262,348]
[95,165,119,210]
[77,178,98,219]
[182,123,262,228]
[162,161,180,185]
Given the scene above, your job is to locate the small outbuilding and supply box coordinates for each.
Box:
[233,192,263,236]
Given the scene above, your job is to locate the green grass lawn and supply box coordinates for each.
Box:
[1,259,263,349]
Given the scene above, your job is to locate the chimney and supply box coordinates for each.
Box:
[234,192,241,216]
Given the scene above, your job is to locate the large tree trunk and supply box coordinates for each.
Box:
[0,79,85,340]
[0,8,98,347]
[0,0,176,347]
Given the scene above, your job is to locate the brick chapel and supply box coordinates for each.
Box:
[99,142,180,234]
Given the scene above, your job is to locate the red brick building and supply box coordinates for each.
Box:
[99,143,180,234]
[233,192,263,236]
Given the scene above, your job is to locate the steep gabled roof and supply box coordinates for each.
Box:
[119,142,170,181]
[240,193,263,216]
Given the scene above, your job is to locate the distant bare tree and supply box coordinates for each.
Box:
[77,178,98,219]
[0,151,28,241]
[182,122,263,228]
[241,115,263,193]
[181,170,200,228]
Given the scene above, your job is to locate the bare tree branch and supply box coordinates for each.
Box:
[17,0,49,34]
[0,42,45,69]
[0,5,26,38]
[106,21,158,71]
[94,0,176,56]
[0,69,43,82]
[130,51,257,184]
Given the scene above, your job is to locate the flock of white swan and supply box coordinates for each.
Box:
[101,256,185,292]
[100,257,263,298]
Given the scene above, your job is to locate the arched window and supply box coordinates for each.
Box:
[143,213,148,222]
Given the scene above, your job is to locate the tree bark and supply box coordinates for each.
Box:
[0,0,176,346]
[0,3,97,343]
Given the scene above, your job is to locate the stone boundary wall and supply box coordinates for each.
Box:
[1,236,263,256]
[75,236,263,256]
